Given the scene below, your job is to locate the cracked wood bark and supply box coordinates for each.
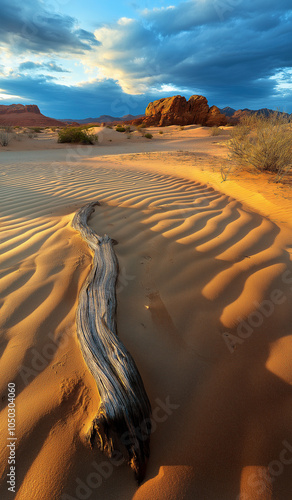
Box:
[72,201,151,483]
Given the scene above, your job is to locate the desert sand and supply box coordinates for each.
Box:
[0,125,292,500]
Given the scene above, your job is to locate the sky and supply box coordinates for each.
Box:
[0,0,291,118]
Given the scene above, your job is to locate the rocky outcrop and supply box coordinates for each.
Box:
[205,105,228,126]
[0,104,64,127]
[139,95,227,127]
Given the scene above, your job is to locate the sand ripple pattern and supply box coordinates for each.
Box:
[0,155,292,500]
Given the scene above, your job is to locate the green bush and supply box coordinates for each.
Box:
[57,127,97,144]
[145,133,153,139]
[228,112,292,177]
[115,126,126,132]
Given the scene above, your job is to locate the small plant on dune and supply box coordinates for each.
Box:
[4,125,13,133]
[228,112,292,178]
[144,133,153,139]
[137,124,146,135]
[0,131,10,146]
[210,126,222,136]
[220,163,234,182]
[179,126,185,131]
[159,130,163,134]
[115,126,126,133]
[106,125,112,129]
[30,127,43,133]
[137,123,147,130]
[57,127,97,144]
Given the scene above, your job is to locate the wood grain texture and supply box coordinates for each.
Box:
[72,201,151,483]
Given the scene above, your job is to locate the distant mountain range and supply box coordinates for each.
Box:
[59,114,144,124]
[219,107,291,121]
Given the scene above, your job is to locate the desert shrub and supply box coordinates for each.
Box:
[179,126,185,131]
[3,125,13,133]
[210,126,222,136]
[28,132,37,138]
[57,127,97,144]
[159,131,163,134]
[106,125,112,129]
[137,124,146,135]
[0,132,10,146]
[115,126,126,132]
[30,127,43,133]
[228,112,292,177]
[145,133,153,139]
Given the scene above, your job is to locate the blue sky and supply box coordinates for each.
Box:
[0,0,291,118]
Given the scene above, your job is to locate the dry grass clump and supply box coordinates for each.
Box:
[228,112,292,179]
[0,131,10,146]
[210,126,222,136]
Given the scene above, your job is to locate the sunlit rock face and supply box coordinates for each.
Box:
[143,95,227,127]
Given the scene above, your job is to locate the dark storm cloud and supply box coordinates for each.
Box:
[0,0,291,115]
[0,75,150,118]
[143,0,292,35]
[92,1,292,110]
[0,0,100,54]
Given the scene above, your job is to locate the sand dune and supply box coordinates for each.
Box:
[0,136,292,499]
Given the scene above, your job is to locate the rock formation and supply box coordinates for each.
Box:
[132,95,227,127]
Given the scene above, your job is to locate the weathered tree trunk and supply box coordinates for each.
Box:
[72,201,151,483]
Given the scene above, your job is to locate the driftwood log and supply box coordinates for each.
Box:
[72,201,151,483]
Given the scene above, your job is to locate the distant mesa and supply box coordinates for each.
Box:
[0,104,64,127]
